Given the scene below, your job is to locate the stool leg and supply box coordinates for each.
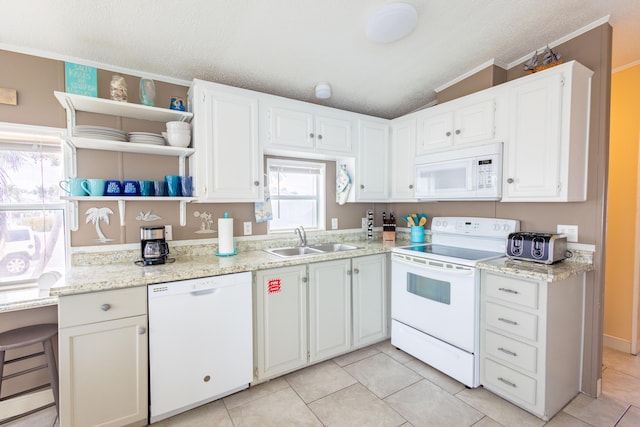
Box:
[43,338,59,415]
[0,350,4,399]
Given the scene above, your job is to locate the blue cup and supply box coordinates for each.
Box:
[154,180,166,196]
[410,226,425,243]
[180,176,193,197]
[59,178,88,196]
[82,179,106,196]
[123,180,140,196]
[105,180,122,196]
[169,96,186,111]
[139,180,154,196]
[165,175,181,197]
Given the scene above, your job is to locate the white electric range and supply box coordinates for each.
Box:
[391,216,520,387]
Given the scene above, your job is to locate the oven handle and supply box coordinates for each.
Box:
[392,255,474,276]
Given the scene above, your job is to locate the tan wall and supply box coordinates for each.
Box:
[437,64,507,104]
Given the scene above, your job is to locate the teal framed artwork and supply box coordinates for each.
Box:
[64,62,97,97]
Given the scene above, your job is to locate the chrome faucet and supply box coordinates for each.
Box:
[295,226,307,246]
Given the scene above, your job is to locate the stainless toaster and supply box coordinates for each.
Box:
[506,232,568,264]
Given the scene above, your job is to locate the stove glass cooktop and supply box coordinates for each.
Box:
[397,244,503,262]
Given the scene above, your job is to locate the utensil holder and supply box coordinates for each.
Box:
[410,226,425,243]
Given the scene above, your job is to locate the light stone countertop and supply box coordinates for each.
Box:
[0,234,594,312]
[478,256,594,282]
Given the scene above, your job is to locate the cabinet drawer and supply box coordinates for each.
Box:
[485,302,538,341]
[484,273,538,309]
[483,358,537,406]
[59,286,147,328]
[484,330,538,373]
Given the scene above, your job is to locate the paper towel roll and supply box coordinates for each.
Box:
[218,217,234,254]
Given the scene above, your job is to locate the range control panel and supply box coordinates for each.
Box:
[431,217,520,238]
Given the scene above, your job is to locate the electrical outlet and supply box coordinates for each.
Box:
[557,224,578,242]
[331,218,338,230]
[362,218,368,229]
[244,221,252,236]
[164,225,173,241]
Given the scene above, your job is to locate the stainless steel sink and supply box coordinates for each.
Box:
[308,243,361,252]
[264,242,362,258]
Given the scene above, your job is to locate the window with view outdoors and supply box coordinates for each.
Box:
[267,158,326,233]
[0,124,66,289]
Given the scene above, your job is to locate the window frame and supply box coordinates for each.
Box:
[266,157,326,234]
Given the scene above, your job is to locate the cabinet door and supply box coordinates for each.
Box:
[503,72,563,200]
[352,254,388,347]
[454,99,495,145]
[390,117,416,201]
[308,259,352,362]
[315,115,353,153]
[356,119,389,201]
[59,315,148,427]
[255,266,308,380]
[267,106,315,149]
[196,88,262,201]
[417,109,454,154]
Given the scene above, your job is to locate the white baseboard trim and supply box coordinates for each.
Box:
[0,389,53,419]
[603,334,631,353]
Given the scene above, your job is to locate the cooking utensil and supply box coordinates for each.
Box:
[418,216,427,226]
[408,216,416,226]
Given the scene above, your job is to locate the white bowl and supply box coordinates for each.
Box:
[166,131,191,147]
[166,121,190,130]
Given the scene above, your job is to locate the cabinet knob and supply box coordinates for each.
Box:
[360,184,365,189]
[100,303,111,311]
[507,178,514,184]
[353,268,360,274]
[409,184,413,189]
[309,133,314,139]
[138,326,146,335]
[302,277,308,283]
[317,134,323,140]
[455,129,461,135]
[254,181,260,186]
[446,131,451,137]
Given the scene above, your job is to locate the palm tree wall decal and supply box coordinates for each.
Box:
[85,207,115,243]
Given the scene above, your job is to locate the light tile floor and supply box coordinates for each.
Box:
[7,343,640,426]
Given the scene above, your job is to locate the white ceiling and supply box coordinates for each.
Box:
[2,0,639,119]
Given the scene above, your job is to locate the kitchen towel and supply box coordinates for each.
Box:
[255,188,273,223]
[217,214,235,255]
[336,163,352,205]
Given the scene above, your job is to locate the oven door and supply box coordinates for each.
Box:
[391,253,478,352]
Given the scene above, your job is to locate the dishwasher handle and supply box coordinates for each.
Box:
[190,288,220,296]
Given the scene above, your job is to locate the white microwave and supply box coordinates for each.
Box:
[414,143,502,201]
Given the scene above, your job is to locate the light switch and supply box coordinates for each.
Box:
[557,224,578,242]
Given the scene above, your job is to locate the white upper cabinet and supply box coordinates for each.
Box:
[261,97,354,158]
[416,94,500,155]
[390,116,417,201]
[189,80,263,202]
[355,119,389,201]
[501,61,593,202]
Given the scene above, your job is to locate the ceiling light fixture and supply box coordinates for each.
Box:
[315,82,331,99]
[365,2,418,44]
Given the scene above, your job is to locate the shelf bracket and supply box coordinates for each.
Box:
[118,200,126,226]
[179,200,187,226]
[179,153,188,176]
[66,200,79,231]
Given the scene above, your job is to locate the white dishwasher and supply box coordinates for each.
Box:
[148,271,252,423]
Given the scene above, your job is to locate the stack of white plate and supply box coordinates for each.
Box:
[74,125,128,142]
[128,132,166,145]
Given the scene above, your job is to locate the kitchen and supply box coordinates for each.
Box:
[0,0,636,425]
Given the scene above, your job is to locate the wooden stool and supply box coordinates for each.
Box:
[0,324,59,423]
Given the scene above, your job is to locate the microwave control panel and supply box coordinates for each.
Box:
[477,158,496,189]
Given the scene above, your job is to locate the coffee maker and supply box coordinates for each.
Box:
[140,226,169,266]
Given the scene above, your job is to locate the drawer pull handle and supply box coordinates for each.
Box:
[498,347,517,357]
[498,317,518,325]
[498,287,519,294]
[498,377,517,388]
[100,304,111,311]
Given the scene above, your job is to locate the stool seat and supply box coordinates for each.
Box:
[0,324,58,351]
[0,323,59,423]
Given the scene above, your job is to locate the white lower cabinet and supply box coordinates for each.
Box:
[58,287,148,427]
[480,270,584,421]
[254,254,388,382]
